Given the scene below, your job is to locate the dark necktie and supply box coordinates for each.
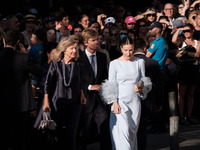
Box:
[90,55,95,75]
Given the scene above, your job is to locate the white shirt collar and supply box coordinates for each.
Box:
[85,49,96,57]
[133,52,145,56]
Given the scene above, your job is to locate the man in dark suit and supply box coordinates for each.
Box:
[79,28,111,150]
[134,38,164,150]
[0,29,41,150]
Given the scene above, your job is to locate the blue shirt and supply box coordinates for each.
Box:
[148,36,168,69]
[28,42,44,62]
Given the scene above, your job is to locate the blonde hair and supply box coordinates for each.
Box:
[54,37,79,62]
[69,34,79,44]
[81,28,98,46]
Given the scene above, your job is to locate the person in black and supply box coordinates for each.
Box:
[134,38,163,150]
[43,37,85,150]
[0,29,41,150]
[172,23,200,125]
[107,24,122,61]
[79,28,111,150]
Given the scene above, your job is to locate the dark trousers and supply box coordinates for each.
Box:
[137,111,147,150]
[80,103,112,150]
[56,101,82,150]
[5,112,32,150]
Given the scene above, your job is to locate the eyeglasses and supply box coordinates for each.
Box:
[147,14,156,17]
[110,33,118,37]
[128,23,135,25]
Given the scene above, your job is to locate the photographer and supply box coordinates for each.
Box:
[172,23,200,125]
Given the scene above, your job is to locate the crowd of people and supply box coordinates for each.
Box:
[1,0,200,150]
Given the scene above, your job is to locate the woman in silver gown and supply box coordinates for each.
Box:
[101,36,152,150]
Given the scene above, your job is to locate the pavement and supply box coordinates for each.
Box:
[87,124,200,150]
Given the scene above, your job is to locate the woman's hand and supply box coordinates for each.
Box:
[43,94,50,112]
[134,85,143,93]
[113,101,121,114]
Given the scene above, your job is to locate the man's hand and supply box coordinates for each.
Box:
[81,89,87,104]
[90,84,102,91]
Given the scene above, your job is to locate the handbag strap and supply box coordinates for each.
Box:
[43,112,51,121]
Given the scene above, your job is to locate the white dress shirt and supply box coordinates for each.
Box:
[85,49,97,90]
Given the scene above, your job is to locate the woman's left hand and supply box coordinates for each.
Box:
[134,85,143,93]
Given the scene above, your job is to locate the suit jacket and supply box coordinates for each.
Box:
[0,47,41,112]
[79,51,108,113]
[134,53,163,112]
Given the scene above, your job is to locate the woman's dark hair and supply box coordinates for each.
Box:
[54,12,69,22]
[71,23,84,34]
[88,21,101,33]
[40,41,58,64]
[184,23,194,31]
[120,36,134,46]
[33,28,46,42]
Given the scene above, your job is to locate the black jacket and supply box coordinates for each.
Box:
[79,51,108,113]
[0,47,41,112]
[134,53,163,112]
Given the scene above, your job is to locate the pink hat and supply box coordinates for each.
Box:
[124,16,136,24]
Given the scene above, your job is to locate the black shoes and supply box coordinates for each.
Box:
[179,117,200,126]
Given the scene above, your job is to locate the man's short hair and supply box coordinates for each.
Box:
[134,38,147,51]
[5,29,21,46]
[81,28,98,45]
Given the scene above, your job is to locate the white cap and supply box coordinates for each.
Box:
[105,17,116,25]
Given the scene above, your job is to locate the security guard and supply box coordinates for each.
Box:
[146,22,168,69]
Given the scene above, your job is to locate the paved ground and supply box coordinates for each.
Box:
[87,124,200,150]
[146,124,200,150]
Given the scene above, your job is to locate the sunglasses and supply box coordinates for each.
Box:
[147,13,156,17]
[128,23,135,25]
[110,33,118,37]
[183,29,191,33]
